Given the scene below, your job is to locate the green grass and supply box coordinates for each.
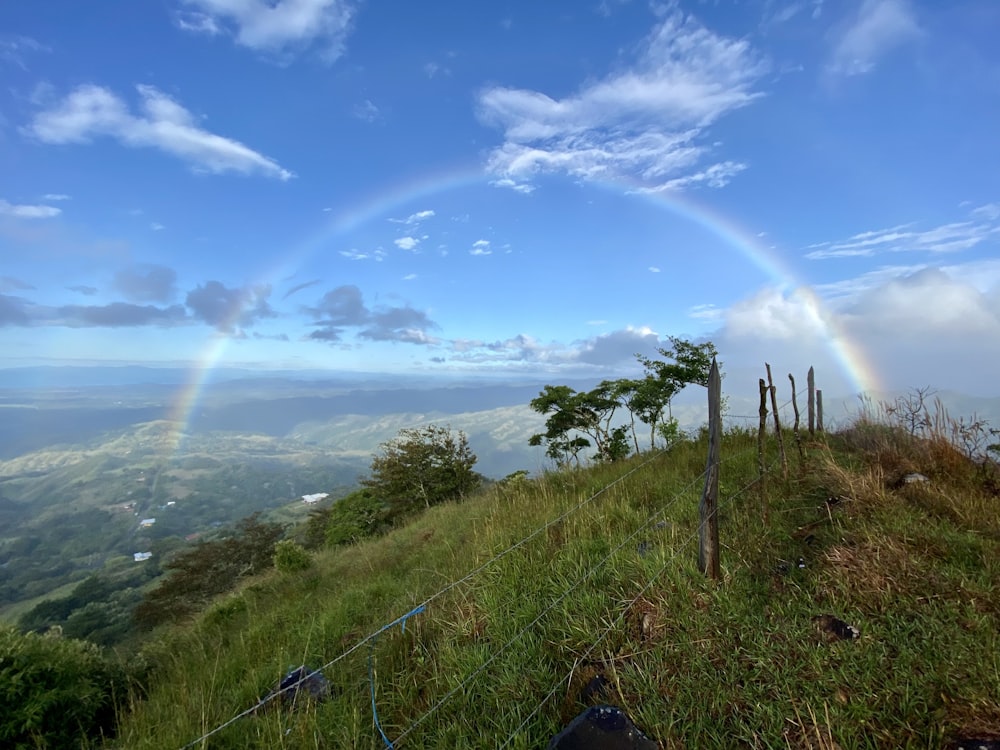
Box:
[110,423,1000,749]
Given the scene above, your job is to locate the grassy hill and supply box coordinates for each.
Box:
[105,408,1000,749]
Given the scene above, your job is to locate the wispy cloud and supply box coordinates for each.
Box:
[0,199,61,219]
[648,266,660,273]
[42,193,71,201]
[828,0,921,76]
[470,239,492,256]
[353,99,381,122]
[281,279,321,300]
[395,236,419,251]
[27,84,294,180]
[113,265,177,303]
[67,285,98,296]
[805,212,998,260]
[402,273,418,281]
[150,222,165,231]
[389,209,435,225]
[0,276,35,293]
[176,0,355,61]
[0,35,49,70]
[478,10,766,192]
[340,248,385,261]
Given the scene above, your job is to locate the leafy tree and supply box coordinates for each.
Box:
[0,625,128,748]
[362,425,480,518]
[133,514,283,629]
[529,383,625,463]
[325,489,387,546]
[633,336,718,450]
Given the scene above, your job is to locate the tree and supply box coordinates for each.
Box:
[633,336,718,450]
[362,425,480,518]
[325,489,387,546]
[529,383,627,463]
[133,514,283,629]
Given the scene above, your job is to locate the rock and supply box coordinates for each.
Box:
[812,614,860,641]
[904,473,930,484]
[548,705,658,750]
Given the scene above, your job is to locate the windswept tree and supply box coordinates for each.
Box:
[632,336,718,450]
[363,424,480,518]
[528,337,719,463]
[529,382,629,464]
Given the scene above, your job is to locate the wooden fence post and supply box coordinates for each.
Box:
[699,358,721,581]
[765,363,788,479]
[817,389,824,433]
[788,373,805,463]
[807,366,816,436]
[757,378,769,522]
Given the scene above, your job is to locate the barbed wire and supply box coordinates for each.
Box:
[179,446,677,749]
[497,459,776,748]
[389,467,711,747]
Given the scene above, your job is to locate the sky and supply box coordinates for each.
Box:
[2,0,999,398]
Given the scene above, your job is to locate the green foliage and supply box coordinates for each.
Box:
[325,489,386,546]
[273,539,312,573]
[133,514,283,629]
[0,625,128,748]
[529,337,718,464]
[362,425,480,518]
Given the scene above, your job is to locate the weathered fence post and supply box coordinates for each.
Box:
[807,366,816,436]
[765,363,788,479]
[788,373,805,463]
[757,378,769,522]
[817,389,824,433]
[699,358,721,580]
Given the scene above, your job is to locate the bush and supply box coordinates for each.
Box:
[326,489,386,546]
[0,625,128,748]
[273,539,312,572]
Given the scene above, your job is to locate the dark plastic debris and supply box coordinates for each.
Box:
[579,674,609,703]
[258,666,331,711]
[812,614,861,640]
[797,557,806,569]
[636,541,652,557]
[946,739,1000,750]
[548,705,658,750]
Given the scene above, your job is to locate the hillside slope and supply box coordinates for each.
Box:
[113,422,1000,749]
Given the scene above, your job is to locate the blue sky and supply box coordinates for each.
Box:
[2,0,999,396]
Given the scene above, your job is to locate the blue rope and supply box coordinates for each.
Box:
[368,604,426,748]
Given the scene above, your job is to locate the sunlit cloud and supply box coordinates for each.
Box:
[27,84,294,180]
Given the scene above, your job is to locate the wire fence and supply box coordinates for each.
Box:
[179,374,812,749]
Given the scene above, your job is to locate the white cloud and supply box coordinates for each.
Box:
[353,99,380,122]
[27,84,294,180]
[971,203,1000,221]
[177,0,355,60]
[806,213,999,260]
[0,35,49,70]
[151,222,165,231]
[395,236,419,251]
[340,248,385,261]
[390,209,435,225]
[0,199,61,219]
[478,10,766,192]
[470,239,492,256]
[42,193,71,201]
[688,303,722,321]
[828,0,921,76]
[648,266,660,273]
[402,273,417,281]
[709,262,1000,395]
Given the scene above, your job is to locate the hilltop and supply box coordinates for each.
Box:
[90,401,1000,749]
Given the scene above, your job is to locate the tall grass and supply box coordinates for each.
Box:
[112,417,1000,749]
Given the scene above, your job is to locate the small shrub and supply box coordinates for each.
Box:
[274,539,312,573]
[0,625,127,747]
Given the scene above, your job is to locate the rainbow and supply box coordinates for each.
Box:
[160,166,881,458]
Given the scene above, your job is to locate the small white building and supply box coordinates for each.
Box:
[301,493,329,504]
[134,552,153,562]
[139,518,156,528]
